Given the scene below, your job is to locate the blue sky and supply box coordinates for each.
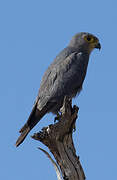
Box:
[0,0,117,179]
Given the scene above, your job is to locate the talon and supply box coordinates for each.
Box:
[54,112,61,122]
[73,123,76,132]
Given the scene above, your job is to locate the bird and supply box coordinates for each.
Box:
[16,32,101,147]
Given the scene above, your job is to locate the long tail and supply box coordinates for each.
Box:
[15,104,46,147]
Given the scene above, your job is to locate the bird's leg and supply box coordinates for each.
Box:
[73,123,76,132]
[71,105,79,132]
[54,112,62,123]
[60,96,72,115]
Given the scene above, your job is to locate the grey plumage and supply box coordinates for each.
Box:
[16,32,101,147]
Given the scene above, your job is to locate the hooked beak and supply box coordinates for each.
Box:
[95,42,101,50]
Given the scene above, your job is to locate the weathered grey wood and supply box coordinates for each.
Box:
[32,97,85,180]
[38,147,62,180]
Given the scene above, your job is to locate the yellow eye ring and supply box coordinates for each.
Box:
[84,35,94,43]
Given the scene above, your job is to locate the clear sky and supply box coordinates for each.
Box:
[0,0,117,179]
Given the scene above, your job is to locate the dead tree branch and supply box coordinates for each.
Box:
[32,97,85,180]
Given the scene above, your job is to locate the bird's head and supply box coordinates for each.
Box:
[69,32,101,54]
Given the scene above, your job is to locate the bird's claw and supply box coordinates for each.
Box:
[73,123,76,132]
[54,113,62,123]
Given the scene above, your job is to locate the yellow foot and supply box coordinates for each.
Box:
[54,112,62,122]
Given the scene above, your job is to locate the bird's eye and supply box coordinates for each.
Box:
[87,36,91,41]
[84,35,94,43]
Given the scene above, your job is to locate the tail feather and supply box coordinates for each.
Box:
[15,127,30,147]
[15,103,46,147]
[19,123,28,133]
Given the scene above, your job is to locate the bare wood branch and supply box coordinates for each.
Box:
[38,147,63,180]
[32,97,85,180]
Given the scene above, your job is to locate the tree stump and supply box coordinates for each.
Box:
[32,97,85,180]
